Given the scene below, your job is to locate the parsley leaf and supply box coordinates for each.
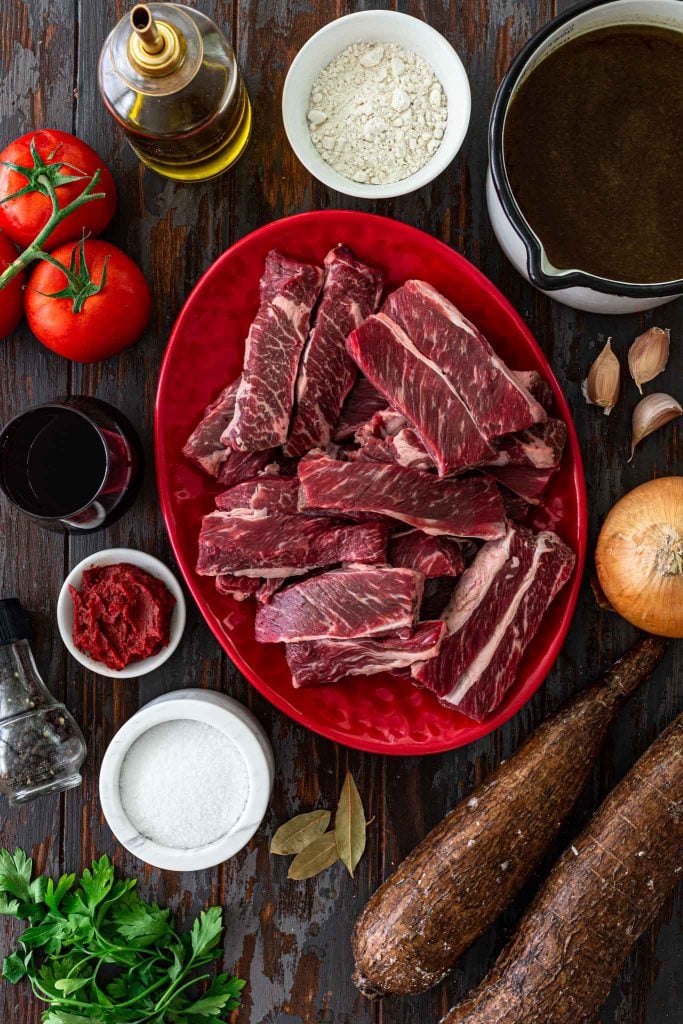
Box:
[0,849,245,1024]
[184,974,247,1017]
[190,908,224,959]
[3,951,28,983]
[0,848,34,903]
[111,892,172,947]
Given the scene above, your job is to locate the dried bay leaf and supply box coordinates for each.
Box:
[287,832,339,880]
[270,810,331,856]
[335,771,366,877]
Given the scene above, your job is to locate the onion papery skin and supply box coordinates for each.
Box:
[595,477,683,638]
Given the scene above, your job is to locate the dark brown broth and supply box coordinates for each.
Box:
[503,24,683,283]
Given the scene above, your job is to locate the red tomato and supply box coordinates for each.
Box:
[0,229,25,339]
[0,130,117,250]
[25,240,152,363]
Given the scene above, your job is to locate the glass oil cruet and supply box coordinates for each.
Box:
[98,3,252,182]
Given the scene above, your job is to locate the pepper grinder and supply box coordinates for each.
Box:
[98,3,252,182]
[0,600,86,805]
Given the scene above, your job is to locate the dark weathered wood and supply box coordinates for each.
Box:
[0,2,680,1023]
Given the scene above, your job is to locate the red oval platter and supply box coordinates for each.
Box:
[155,210,587,756]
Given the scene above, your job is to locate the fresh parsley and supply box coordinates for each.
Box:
[0,849,245,1023]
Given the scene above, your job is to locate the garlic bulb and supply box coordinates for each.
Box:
[628,327,670,393]
[629,393,682,460]
[582,339,620,414]
[595,477,683,638]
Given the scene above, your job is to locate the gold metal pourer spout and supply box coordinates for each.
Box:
[128,4,184,76]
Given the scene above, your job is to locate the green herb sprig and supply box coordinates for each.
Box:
[0,849,245,1023]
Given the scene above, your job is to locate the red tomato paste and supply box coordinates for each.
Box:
[70,563,175,671]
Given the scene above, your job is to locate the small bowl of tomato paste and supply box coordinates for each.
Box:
[57,548,186,678]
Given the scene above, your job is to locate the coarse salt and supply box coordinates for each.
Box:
[307,41,447,185]
[119,720,249,849]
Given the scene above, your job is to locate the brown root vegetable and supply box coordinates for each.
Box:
[352,637,667,998]
[440,712,683,1024]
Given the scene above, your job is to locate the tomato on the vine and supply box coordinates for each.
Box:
[0,229,25,339]
[25,240,151,363]
[0,130,117,250]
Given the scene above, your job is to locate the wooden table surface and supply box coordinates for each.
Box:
[1,1,681,1022]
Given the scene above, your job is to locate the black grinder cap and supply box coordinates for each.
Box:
[0,598,32,647]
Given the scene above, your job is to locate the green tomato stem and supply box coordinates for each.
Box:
[0,168,106,290]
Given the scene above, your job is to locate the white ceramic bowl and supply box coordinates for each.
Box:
[99,690,275,872]
[282,10,471,199]
[57,547,186,679]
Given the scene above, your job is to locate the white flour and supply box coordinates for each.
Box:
[307,42,447,185]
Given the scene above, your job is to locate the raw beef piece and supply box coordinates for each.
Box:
[412,526,575,721]
[383,280,546,438]
[183,380,239,477]
[216,574,261,600]
[223,251,324,451]
[500,491,532,524]
[255,566,424,643]
[353,409,434,471]
[197,511,388,576]
[389,530,464,577]
[486,464,555,504]
[285,245,384,456]
[351,432,434,471]
[215,476,300,515]
[298,452,506,540]
[217,575,283,603]
[333,376,387,441]
[183,377,280,487]
[513,370,554,410]
[286,620,446,687]
[346,313,495,474]
[487,419,567,470]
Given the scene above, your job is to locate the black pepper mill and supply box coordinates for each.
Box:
[0,600,86,805]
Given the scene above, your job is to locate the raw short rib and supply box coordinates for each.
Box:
[215,476,300,515]
[347,313,494,474]
[485,465,555,504]
[513,370,554,410]
[223,251,324,451]
[286,620,446,687]
[487,419,567,470]
[286,245,384,456]
[333,376,387,441]
[389,529,464,577]
[298,452,506,539]
[383,280,546,438]
[412,526,575,720]
[255,566,424,643]
[197,511,388,576]
[352,409,433,471]
[183,378,280,486]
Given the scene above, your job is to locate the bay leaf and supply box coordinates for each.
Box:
[335,771,366,877]
[287,832,339,880]
[270,810,331,856]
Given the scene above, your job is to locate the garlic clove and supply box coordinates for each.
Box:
[629,392,682,460]
[628,327,670,393]
[582,338,620,415]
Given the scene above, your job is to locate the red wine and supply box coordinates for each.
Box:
[0,398,143,532]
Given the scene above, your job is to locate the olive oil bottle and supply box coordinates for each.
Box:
[98,3,251,182]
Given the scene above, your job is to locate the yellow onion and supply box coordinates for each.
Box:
[595,477,683,638]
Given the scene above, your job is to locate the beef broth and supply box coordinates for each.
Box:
[503,24,683,283]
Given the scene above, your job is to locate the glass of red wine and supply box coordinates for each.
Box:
[0,397,144,532]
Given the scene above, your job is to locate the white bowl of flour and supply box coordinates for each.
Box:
[282,10,471,199]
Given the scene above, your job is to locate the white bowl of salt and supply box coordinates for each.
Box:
[99,689,274,871]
